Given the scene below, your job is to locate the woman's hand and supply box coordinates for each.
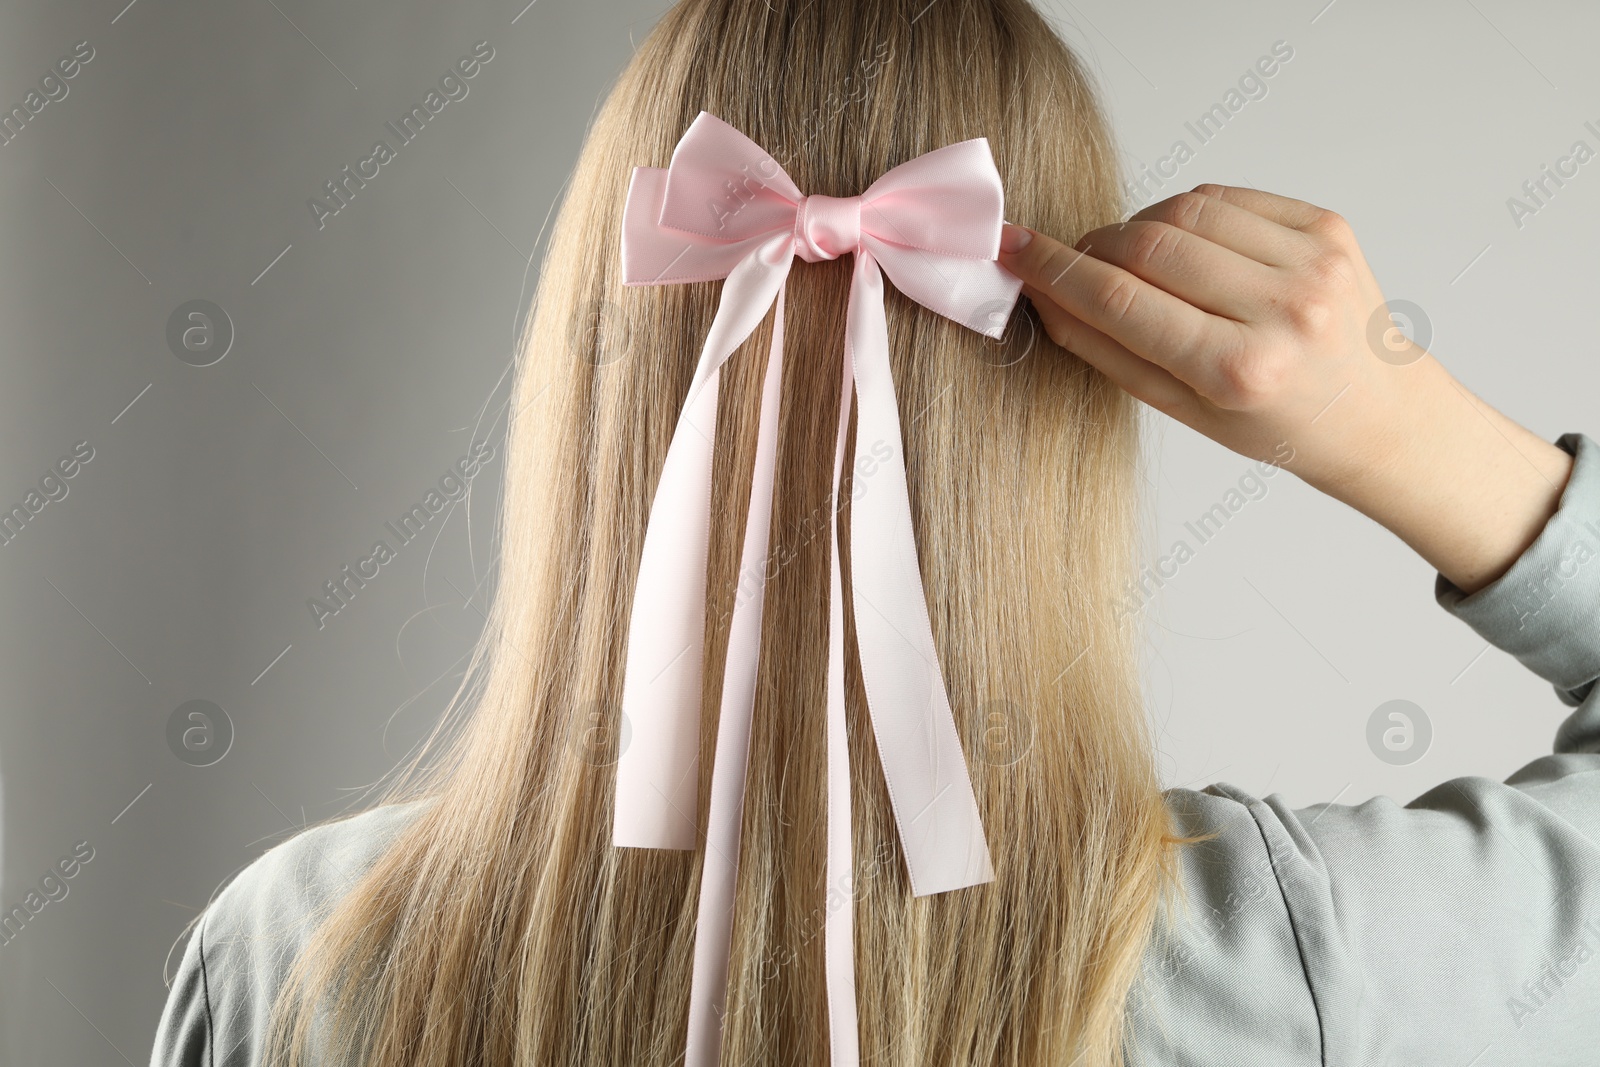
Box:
[999,185,1574,594]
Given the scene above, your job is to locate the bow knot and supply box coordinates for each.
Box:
[615,111,1022,1067]
[794,193,863,262]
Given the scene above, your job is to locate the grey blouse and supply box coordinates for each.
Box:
[150,431,1600,1067]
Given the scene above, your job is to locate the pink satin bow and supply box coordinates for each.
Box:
[614,110,1021,1066]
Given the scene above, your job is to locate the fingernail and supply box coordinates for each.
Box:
[1000,223,1033,253]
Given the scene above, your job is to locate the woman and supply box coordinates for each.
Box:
[149,0,1599,1064]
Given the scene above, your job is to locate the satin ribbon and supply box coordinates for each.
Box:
[613,110,1022,1066]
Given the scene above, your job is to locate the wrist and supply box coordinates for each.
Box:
[1310,356,1573,593]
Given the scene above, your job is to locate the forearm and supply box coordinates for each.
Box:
[1308,354,1574,596]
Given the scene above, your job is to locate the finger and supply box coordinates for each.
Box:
[1072,218,1279,322]
[1188,184,1333,232]
[1019,284,1194,414]
[1187,184,1359,284]
[1128,188,1310,269]
[1000,227,1240,398]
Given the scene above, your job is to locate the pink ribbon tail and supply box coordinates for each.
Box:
[846,248,994,898]
[825,265,862,1067]
[614,234,795,851]
[683,280,790,1066]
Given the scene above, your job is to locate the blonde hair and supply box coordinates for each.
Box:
[266,0,1198,1062]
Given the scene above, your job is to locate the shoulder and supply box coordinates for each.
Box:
[149,799,433,1067]
[1125,784,1323,1067]
[1139,759,1600,1066]
[203,798,428,953]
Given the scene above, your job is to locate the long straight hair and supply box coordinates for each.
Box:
[267,0,1197,1062]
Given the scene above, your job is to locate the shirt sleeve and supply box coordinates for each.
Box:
[148,915,213,1067]
[1231,431,1600,1066]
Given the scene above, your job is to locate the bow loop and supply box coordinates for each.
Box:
[855,138,1021,338]
[657,111,803,242]
[858,137,1009,257]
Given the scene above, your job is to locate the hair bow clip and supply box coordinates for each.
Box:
[614,110,1022,1066]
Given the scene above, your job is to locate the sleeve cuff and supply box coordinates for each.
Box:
[1434,432,1600,704]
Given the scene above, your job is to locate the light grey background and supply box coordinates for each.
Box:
[0,0,1593,1062]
